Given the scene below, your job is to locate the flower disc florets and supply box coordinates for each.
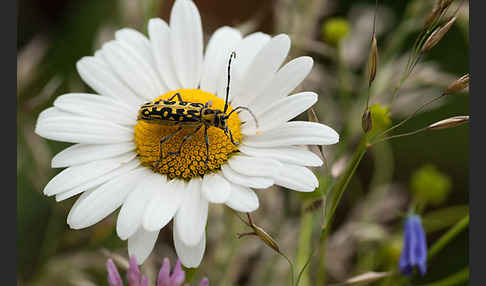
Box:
[134,89,242,179]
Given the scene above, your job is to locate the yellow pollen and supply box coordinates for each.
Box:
[134,89,242,180]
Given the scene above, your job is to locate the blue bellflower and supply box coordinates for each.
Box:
[399,215,427,276]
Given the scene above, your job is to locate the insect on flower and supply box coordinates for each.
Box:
[137,52,258,168]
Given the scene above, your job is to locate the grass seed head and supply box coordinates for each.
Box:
[422,16,457,53]
[424,0,454,29]
[443,73,469,95]
[368,36,379,86]
[427,115,469,130]
[253,225,280,253]
[362,109,373,133]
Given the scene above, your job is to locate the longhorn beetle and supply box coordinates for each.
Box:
[137,52,258,168]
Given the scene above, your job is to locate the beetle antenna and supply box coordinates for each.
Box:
[225,106,259,128]
[224,51,236,114]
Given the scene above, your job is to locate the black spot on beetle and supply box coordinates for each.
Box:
[190,103,204,108]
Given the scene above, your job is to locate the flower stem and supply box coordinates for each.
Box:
[295,208,314,286]
[418,267,469,286]
[279,251,295,286]
[316,227,329,285]
[183,267,198,283]
[370,127,428,146]
[317,136,369,285]
[377,94,444,139]
[428,215,469,261]
[324,136,369,228]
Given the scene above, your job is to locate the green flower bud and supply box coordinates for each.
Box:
[321,18,350,46]
[367,104,392,139]
[410,165,452,206]
[380,236,403,265]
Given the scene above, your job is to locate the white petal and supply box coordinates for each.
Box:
[220,164,273,189]
[53,93,138,126]
[66,189,95,226]
[218,32,271,102]
[128,228,160,265]
[76,56,143,106]
[201,172,231,203]
[35,108,134,144]
[225,183,259,212]
[273,164,319,192]
[101,41,161,100]
[115,29,157,73]
[36,106,62,122]
[243,121,339,147]
[43,152,136,196]
[251,56,313,114]
[170,0,203,88]
[227,155,282,178]
[231,32,271,84]
[51,142,136,168]
[173,225,205,268]
[241,92,317,134]
[143,179,187,232]
[116,170,160,240]
[55,156,140,201]
[231,34,291,107]
[200,26,242,94]
[67,167,147,229]
[238,145,323,167]
[114,28,168,93]
[115,28,152,59]
[174,178,208,246]
[148,18,182,90]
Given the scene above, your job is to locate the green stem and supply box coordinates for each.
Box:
[316,227,329,285]
[317,136,369,285]
[377,95,444,140]
[279,251,295,286]
[370,127,428,146]
[183,267,198,283]
[295,208,314,286]
[418,267,469,286]
[324,136,369,228]
[428,215,469,261]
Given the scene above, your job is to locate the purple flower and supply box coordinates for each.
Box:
[106,257,148,286]
[107,259,123,286]
[106,256,209,286]
[127,256,149,286]
[157,258,185,286]
[399,215,427,276]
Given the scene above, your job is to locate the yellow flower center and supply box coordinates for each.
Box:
[134,89,242,179]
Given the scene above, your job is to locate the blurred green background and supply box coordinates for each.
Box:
[18,0,469,285]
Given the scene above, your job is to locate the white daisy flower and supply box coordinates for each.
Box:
[35,0,339,268]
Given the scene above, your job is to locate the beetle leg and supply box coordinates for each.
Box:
[155,126,183,169]
[227,129,239,146]
[168,125,203,155]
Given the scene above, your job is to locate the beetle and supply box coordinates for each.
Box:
[137,52,258,168]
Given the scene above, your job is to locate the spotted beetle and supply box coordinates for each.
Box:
[137,52,258,168]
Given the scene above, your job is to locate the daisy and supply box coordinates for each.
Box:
[35,0,339,268]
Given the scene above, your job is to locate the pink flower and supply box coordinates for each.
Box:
[106,256,208,286]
